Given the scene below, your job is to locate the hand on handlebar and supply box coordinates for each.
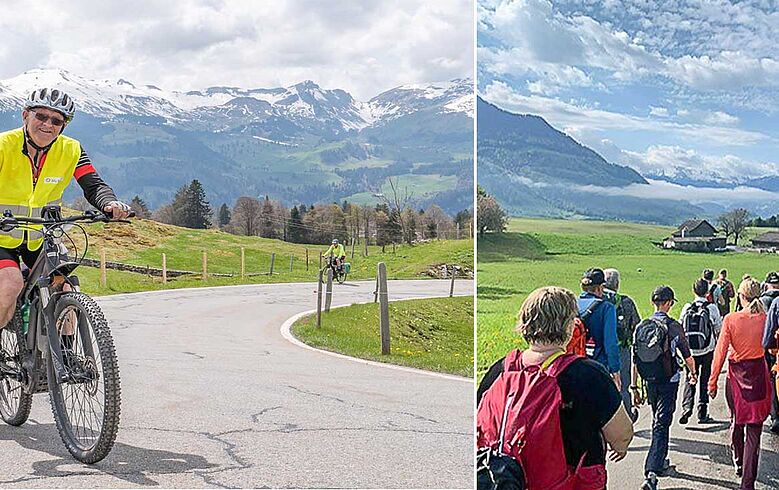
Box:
[103,201,133,220]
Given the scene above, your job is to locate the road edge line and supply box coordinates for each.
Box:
[279,295,474,383]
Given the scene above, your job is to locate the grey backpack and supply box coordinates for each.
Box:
[633,318,671,382]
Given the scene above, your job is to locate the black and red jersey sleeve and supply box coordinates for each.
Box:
[73,146,117,211]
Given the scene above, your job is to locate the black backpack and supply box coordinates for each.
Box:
[684,301,713,352]
[633,318,671,382]
[477,447,526,490]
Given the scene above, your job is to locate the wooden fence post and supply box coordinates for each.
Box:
[100,249,107,288]
[306,248,309,271]
[316,269,323,328]
[162,253,167,284]
[202,251,208,280]
[269,253,275,275]
[449,264,455,297]
[364,239,368,257]
[378,262,390,355]
[374,274,379,303]
[241,247,245,278]
[289,255,293,273]
[325,268,333,312]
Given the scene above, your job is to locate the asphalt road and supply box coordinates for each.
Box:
[0,279,475,488]
[608,373,779,489]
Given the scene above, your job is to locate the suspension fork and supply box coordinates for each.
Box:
[37,285,68,383]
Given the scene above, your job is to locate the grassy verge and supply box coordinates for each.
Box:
[291,296,474,377]
[477,217,779,376]
[61,217,472,295]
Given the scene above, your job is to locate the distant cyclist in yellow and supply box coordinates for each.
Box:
[323,239,346,272]
[0,88,131,330]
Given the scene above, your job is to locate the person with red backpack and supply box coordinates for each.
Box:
[678,279,722,424]
[477,286,634,490]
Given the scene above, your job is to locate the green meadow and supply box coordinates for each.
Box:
[63,217,472,296]
[477,217,779,375]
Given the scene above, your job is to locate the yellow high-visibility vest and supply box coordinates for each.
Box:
[0,128,81,250]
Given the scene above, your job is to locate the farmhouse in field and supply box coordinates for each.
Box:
[662,219,726,252]
[751,231,779,251]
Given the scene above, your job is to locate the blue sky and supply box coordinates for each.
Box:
[478,0,779,185]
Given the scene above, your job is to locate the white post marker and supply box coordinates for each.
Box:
[202,251,208,280]
[316,269,323,328]
[162,253,167,284]
[378,262,390,355]
[241,247,245,278]
[325,268,333,312]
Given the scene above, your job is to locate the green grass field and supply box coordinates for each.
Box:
[64,218,472,296]
[477,217,779,375]
[292,296,474,377]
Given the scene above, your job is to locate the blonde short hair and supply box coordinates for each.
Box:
[515,286,577,346]
[738,278,765,315]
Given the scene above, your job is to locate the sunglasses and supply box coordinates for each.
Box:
[30,111,65,127]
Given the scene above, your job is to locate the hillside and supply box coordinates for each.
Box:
[64,217,473,296]
[477,97,711,224]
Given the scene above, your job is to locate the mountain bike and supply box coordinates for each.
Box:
[320,255,348,284]
[0,206,132,463]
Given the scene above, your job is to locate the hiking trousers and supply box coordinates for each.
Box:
[730,422,761,490]
[645,380,678,476]
[681,351,713,418]
[619,346,633,415]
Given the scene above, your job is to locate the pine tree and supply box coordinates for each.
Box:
[175,180,212,229]
[217,203,231,228]
[288,206,305,243]
[260,195,276,238]
[130,195,151,218]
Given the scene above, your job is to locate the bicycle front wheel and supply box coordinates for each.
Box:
[47,292,121,463]
[0,305,32,426]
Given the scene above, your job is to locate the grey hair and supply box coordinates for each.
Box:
[604,268,620,291]
[515,286,577,347]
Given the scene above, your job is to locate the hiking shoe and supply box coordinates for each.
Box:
[641,472,658,490]
[735,465,742,477]
[679,411,692,425]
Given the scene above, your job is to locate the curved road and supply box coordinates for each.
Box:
[0,279,474,488]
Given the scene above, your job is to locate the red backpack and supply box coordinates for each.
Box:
[566,299,603,357]
[477,350,601,490]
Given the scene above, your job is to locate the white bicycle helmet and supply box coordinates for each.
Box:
[332,239,338,244]
[25,88,75,122]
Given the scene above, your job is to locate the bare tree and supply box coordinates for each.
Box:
[229,197,262,236]
[718,208,750,245]
[377,177,413,242]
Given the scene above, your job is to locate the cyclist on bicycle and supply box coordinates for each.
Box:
[323,239,346,272]
[0,88,131,329]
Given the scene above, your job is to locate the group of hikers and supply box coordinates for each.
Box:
[477,267,779,490]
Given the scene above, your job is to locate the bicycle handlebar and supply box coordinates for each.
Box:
[0,210,135,229]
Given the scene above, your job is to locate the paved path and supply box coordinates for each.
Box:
[0,279,474,488]
[609,373,779,489]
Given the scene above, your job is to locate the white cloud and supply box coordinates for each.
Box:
[0,0,473,100]
[481,80,769,147]
[649,106,669,117]
[480,0,779,93]
[575,179,778,204]
[703,110,739,126]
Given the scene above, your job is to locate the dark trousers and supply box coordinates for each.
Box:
[731,423,762,490]
[767,352,778,424]
[619,346,633,414]
[644,380,679,476]
[682,351,713,418]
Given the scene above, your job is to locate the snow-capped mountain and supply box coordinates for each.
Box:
[0,69,473,213]
[0,69,472,137]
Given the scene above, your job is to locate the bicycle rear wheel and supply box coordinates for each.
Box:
[47,292,120,463]
[0,305,32,426]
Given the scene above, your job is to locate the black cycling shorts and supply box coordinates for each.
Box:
[0,245,42,270]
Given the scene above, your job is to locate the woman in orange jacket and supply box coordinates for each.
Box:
[708,278,772,490]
